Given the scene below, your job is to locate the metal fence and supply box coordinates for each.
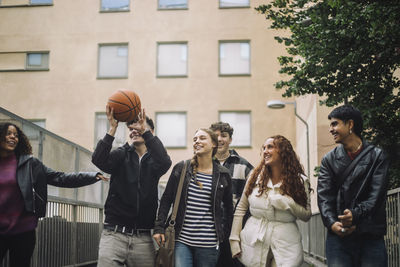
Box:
[1,197,103,267]
[0,107,107,267]
[298,187,400,267]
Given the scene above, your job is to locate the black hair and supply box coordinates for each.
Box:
[0,122,32,157]
[328,105,363,138]
[126,116,154,131]
[210,121,234,138]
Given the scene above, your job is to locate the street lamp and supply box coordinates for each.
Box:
[267,100,310,179]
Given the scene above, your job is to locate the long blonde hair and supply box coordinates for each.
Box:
[190,128,218,189]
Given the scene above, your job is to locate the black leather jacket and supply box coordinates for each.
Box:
[317,142,390,236]
[92,131,171,229]
[154,160,233,244]
[16,155,99,218]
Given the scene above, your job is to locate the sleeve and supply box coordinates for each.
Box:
[153,162,181,234]
[269,177,312,222]
[143,131,172,177]
[350,151,389,225]
[91,134,124,174]
[229,178,251,257]
[317,156,338,229]
[39,161,99,187]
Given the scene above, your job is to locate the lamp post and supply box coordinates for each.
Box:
[267,100,310,179]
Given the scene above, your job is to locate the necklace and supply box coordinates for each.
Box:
[354,142,362,152]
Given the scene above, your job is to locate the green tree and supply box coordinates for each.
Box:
[257,0,400,188]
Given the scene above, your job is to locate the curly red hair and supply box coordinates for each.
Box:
[245,135,308,208]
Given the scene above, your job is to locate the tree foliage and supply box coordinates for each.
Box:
[257,0,400,188]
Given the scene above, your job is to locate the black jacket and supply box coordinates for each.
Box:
[16,155,99,218]
[154,160,233,244]
[92,131,171,229]
[317,142,390,236]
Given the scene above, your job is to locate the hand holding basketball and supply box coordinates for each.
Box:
[106,105,119,136]
[129,109,148,135]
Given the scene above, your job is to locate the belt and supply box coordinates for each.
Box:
[104,224,151,236]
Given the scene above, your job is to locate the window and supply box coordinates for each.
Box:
[219,0,249,8]
[26,52,49,70]
[95,113,126,148]
[22,120,46,140]
[98,44,128,78]
[31,0,52,4]
[0,0,52,6]
[0,52,49,71]
[219,111,251,147]
[219,41,250,76]
[156,112,186,148]
[158,0,187,9]
[157,42,188,77]
[100,0,129,11]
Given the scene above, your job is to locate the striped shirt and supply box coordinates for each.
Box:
[178,172,218,248]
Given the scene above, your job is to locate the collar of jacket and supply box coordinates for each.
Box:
[17,154,33,168]
[215,149,240,164]
[185,159,230,177]
[337,140,370,161]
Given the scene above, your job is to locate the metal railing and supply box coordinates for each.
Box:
[298,187,400,267]
[1,197,103,267]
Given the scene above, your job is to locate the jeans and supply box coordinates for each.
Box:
[0,230,36,267]
[326,231,387,267]
[175,241,219,267]
[97,229,155,267]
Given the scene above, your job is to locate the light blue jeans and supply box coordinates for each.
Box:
[97,229,155,267]
[174,241,219,267]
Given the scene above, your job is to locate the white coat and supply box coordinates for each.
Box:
[229,175,311,267]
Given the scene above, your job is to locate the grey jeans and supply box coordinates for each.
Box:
[97,229,155,267]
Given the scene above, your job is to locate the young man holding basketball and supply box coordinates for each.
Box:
[209,121,253,267]
[92,106,171,267]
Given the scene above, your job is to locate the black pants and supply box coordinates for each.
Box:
[0,230,36,267]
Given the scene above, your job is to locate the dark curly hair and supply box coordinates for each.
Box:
[245,135,308,208]
[0,122,32,157]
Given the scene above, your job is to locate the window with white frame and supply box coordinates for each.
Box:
[26,52,49,70]
[101,0,129,11]
[95,113,126,148]
[158,0,187,9]
[219,111,251,147]
[219,0,249,8]
[219,41,250,76]
[156,112,186,148]
[157,42,188,77]
[98,44,128,78]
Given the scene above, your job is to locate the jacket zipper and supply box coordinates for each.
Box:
[213,171,221,250]
[30,164,36,213]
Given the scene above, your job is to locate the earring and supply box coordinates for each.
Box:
[350,129,352,134]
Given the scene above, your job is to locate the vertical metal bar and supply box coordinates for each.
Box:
[74,147,80,201]
[38,131,44,161]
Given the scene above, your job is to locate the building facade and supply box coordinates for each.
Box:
[0,0,335,211]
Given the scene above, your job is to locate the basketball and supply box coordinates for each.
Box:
[107,90,141,122]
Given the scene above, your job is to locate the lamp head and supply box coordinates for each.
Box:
[267,100,286,109]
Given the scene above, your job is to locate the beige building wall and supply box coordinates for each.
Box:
[0,0,336,211]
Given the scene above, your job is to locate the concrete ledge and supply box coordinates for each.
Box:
[304,254,327,267]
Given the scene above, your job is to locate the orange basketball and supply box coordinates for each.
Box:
[107,90,141,122]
